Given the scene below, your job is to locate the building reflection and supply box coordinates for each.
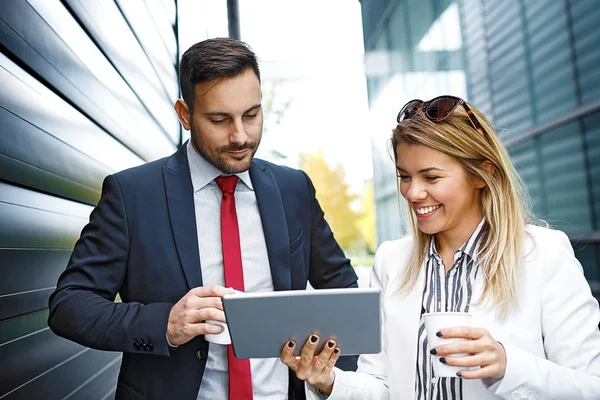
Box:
[359,0,600,295]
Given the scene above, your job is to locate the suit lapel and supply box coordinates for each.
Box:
[250,161,291,291]
[162,144,203,289]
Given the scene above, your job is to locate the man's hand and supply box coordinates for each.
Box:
[167,285,235,346]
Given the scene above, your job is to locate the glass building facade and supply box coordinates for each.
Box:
[360,0,600,292]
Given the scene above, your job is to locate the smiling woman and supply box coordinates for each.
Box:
[281,96,600,400]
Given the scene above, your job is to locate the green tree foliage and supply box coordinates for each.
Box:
[299,150,362,251]
[357,179,376,254]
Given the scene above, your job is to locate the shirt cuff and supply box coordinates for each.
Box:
[166,333,178,348]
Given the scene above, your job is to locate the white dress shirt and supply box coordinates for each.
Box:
[186,142,289,400]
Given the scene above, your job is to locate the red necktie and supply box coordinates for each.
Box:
[215,176,253,400]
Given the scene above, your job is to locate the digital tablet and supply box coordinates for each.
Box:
[222,287,381,359]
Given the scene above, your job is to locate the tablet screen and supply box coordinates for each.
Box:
[222,288,381,359]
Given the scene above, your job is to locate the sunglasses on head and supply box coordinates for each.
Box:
[396,95,486,136]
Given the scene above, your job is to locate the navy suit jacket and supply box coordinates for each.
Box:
[48,143,358,400]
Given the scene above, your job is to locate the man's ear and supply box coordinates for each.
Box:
[174,99,191,131]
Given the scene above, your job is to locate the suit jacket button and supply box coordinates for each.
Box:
[147,343,154,351]
[196,349,207,360]
[133,342,141,350]
[141,343,148,351]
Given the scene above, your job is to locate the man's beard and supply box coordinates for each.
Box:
[190,125,260,174]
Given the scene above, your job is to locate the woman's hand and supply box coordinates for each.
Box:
[280,333,341,395]
[432,327,506,380]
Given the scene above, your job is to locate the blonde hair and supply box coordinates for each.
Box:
[392,101,534,316]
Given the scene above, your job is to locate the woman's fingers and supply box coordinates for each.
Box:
[436,326,487,340]
[279,334,340,388]
[280,339,298,369]
[434,337,495,357]
[312,340,337,373]
[431,326,507,380]
[314,345,340,386]
[439,353,490,368]
[295,334,320,380]
[455,364,504,380]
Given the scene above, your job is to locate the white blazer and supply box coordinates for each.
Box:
[307,225,600,400]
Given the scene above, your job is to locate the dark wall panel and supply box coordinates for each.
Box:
[0,327,120,399]
[0,183,92,319]
[0,329,84,396]
[0,0,176,162]
[0,182,91,248]
[0,249,72,294]
[116,0,179,103]
[0,53,144,204]
[4,347,121,400]
[64,0,180,143]
[0,0,179,397]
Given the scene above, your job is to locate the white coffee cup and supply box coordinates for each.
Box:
[423,312,472,377]
[204,320,231,345]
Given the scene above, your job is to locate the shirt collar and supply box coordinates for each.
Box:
[460,218,486,259]
[427,218,486,262]
[186,140,253,192]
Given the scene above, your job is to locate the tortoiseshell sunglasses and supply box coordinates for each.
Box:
[396,95,486,136]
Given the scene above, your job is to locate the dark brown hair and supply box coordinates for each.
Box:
[179,37,260,109]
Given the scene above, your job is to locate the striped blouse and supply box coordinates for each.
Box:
[414,219,486,400]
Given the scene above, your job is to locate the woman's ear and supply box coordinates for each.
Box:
[475,161,495,189]
[481,160,496,176]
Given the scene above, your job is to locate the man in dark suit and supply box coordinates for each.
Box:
[48,38,358,400]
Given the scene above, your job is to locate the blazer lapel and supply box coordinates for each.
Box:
[250,161,291,291]
[162,144,203,289]
[389,266,425,397]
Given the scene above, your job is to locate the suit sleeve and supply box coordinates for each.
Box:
[48,174,174,356]
[300,171,359,372]
[301,171,358,290]
[490,230,600,399]
[306,241,391,400]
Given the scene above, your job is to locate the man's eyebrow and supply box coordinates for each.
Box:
[395,166,445,174]
[203,104,262,117]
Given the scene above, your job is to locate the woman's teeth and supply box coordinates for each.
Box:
[416,205,440,215]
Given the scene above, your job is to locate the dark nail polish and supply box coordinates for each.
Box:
[436,331,443,337]
[310,335,318,343]
[439,357,446,364]
[456,372,462,377]
[430,348,437,355]
[334,348,339,354]
[287,341,295,348]
[328,341,334,348]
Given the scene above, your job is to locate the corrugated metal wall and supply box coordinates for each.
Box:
[0,0,179,398]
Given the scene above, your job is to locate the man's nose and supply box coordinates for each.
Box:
[230,119,248,145]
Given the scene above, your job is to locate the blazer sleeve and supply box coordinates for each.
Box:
[306,242,392,400]
[47,174,174,356]
[300,170,359,372]
[302,171,358,290]
[490,230,600,399]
